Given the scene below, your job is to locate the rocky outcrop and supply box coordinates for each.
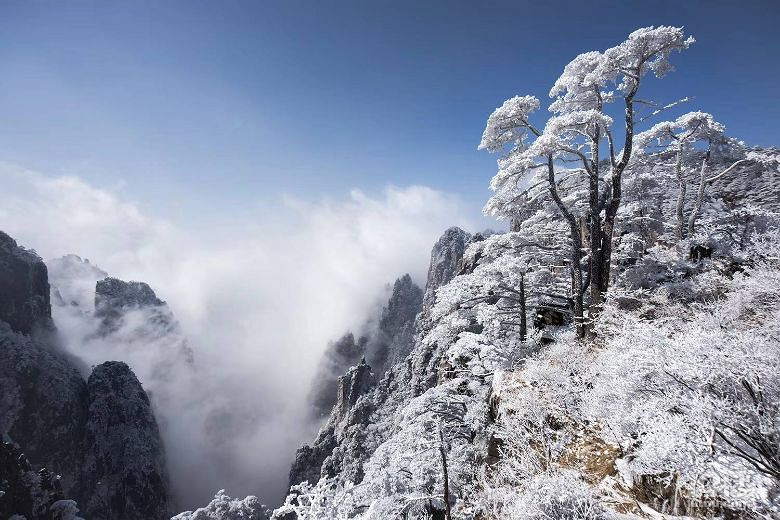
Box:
[0,232,174,520]
[48,255,108,309]
[0,231,51,334]
[91,276,193,366]
[334,359,375,422]
[367,274,423,373]
[288,228,472,494]
[306,274,422,420]
[308,332,367,419]
[0,441,67,520]
[95,277,165,333]
[411,227,472,392]
[289,359,377,488]
[95,277,164,309]
[75,361,172,520]
[422,227,471,315]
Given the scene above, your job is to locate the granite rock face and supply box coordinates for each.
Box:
[75,361,172,520]
[0,319,87,493]
[307,332,367,419]
[421,227,471,315]
[289,359,377,488]
[367,273,423,373]
[411,227,472,393]
[334,359,375,423]
[306,274,423,420]
[48,254,108,310]
[0,231,51,334]
[93,275,193,366]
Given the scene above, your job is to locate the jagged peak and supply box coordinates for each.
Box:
[423,226,472,313]
[95,277,165,309]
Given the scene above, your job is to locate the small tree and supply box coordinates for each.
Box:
[412,394,473,520]
[480,26,694,336]
[634,111,747,241]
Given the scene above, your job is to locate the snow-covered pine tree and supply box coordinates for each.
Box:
[480,26,695,336]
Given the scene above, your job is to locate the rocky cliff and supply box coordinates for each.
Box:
[274,149,780,519]
[0,231,51,334]
[306,273,423,420]
[95,278,165,331]
[48,254,108,310]
[0,231,174,520]
[75,361,172,520]
[367,273,423,373]
[49,254,193,385]
[307,332,367,419]
[421,227,471,315]
[286,227,471,497]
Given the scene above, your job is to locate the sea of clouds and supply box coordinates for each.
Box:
[0,163,475,508]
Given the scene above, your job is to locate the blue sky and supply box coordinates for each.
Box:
[1,0,778,224]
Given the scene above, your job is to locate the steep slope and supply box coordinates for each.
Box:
[0,235,88,493]
[367,273,424,373]
[307,332,367,420]
[0,325,87,493]
[49,255,193,373]
[95,277,165,332]
[272,149,780,519]
[48,254,108,310]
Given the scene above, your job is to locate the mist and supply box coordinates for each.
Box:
[0,163,475,508]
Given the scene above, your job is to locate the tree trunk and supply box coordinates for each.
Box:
[570,228,585,338]
[439,428,451,520]
[546,155,585,338]
[599,218,614,297]
[519,272,526,341]
[675,150,686,240]
[687,158,708,238]
[588,139,603,334]
[589,95,635,334]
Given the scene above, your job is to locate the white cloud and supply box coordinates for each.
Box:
[0,164,474,507]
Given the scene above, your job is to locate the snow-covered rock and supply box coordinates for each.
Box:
[421,227,471,315]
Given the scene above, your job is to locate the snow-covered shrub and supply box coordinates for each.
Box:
[479,470,610,520]
[273,479,360,520]
[584,234,780,514]
[515,471,611,520]
[171,490,269,520]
